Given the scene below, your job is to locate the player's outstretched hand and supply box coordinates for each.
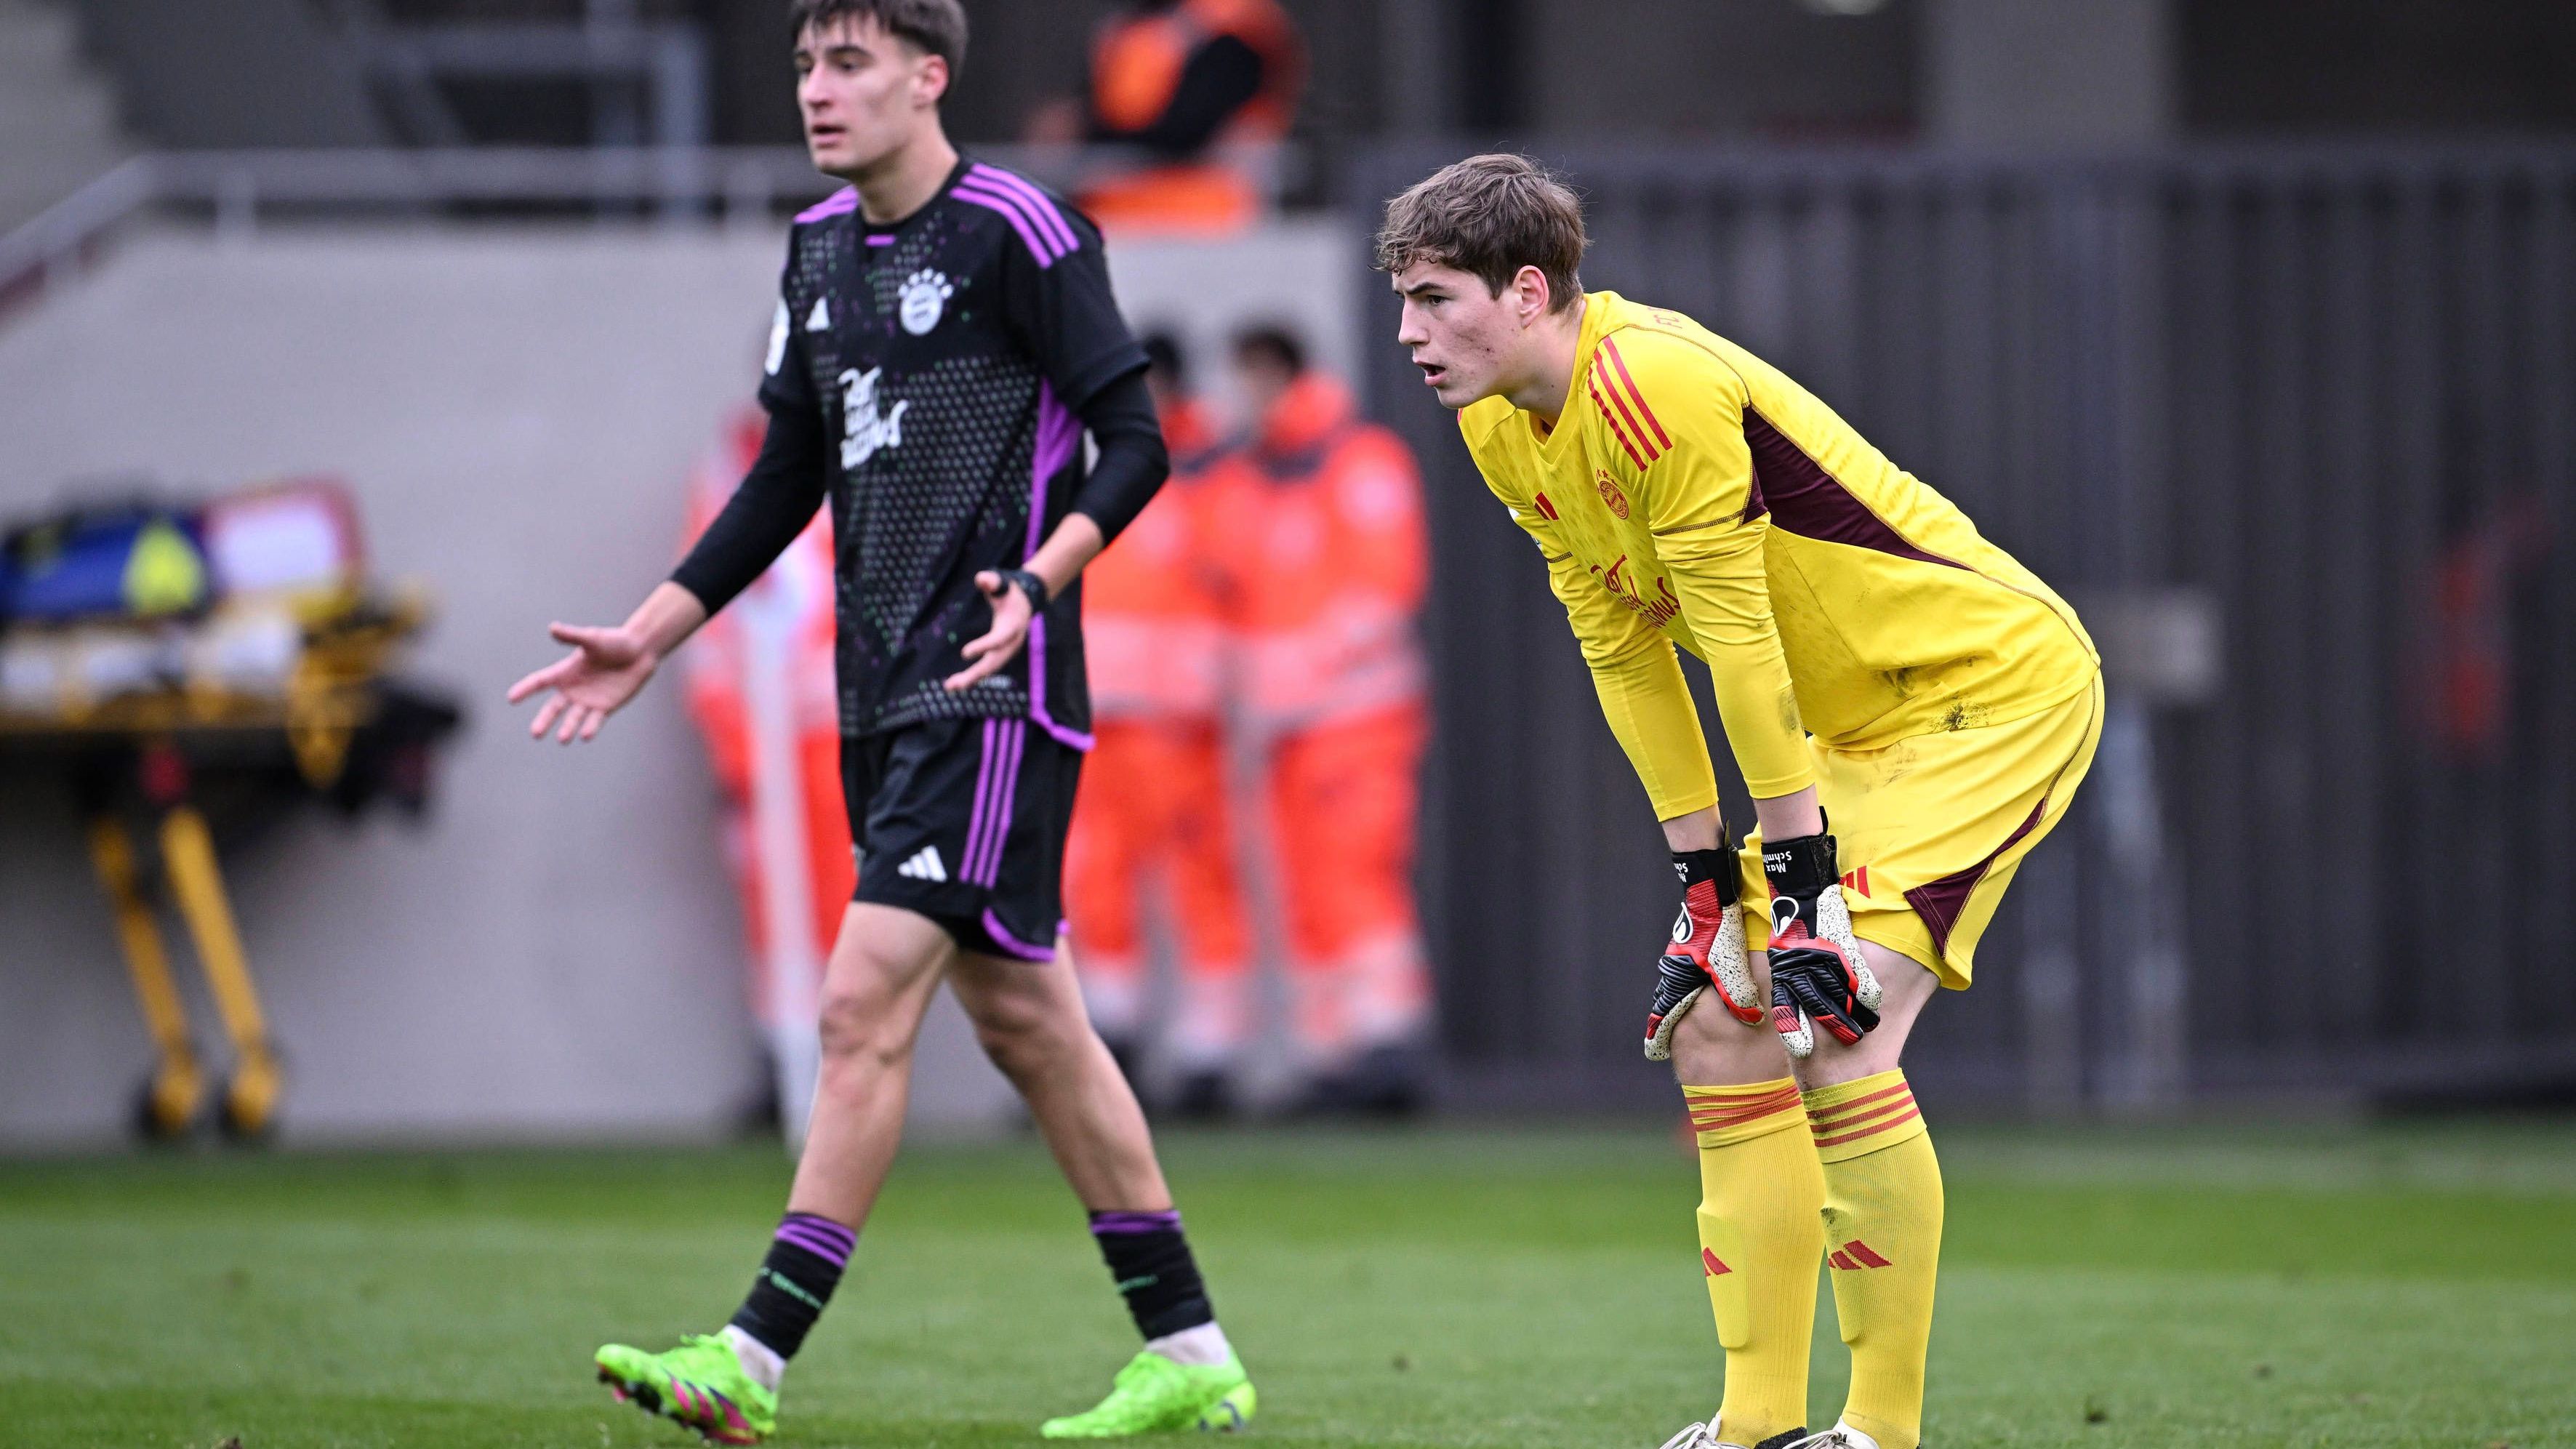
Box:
[507,622,659,744]
[1760,827,1882,1058]
[945,569,1045,693]
[1644,845,1763,1061]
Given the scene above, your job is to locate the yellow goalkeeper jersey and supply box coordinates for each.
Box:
[1458,291,2098,816]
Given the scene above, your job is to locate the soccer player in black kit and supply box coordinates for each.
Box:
[508,2,1256,1440]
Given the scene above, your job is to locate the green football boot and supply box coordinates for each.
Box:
[1040,1347,1256,1437]
[595,1333,778,1445]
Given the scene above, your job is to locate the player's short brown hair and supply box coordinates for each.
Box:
[1375,153,1586,313]
[788,0,968,79]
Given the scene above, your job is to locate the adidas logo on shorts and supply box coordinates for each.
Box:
[896,846,947,883]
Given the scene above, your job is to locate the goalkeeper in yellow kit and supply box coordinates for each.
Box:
[1379,155,2101,1449]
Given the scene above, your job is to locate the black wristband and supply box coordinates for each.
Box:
[1759,831,1839,897]
[993,568,1049,607]
[1672,848,1740,907]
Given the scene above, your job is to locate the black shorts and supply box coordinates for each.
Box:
[843,715,1083,960]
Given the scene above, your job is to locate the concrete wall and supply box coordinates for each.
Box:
[0,218,1355,1149]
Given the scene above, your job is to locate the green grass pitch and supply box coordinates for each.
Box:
[3,1120,2572,1448]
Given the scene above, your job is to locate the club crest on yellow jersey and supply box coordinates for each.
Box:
[1593,468,1630,518]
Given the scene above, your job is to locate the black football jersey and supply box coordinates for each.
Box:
[760,157,1147,742]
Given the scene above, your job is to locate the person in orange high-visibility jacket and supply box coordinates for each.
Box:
[1063,336,1258,1111]
[1205,326,1434,1112]
[678,405,850,1144]
[1078,0,1302,236]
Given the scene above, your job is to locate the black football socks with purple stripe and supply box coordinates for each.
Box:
[728,1211,854,1364]
[1089,1208,1217,1342]
[724,1208,1227,1376]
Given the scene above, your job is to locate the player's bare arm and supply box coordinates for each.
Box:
[506,582,708,744]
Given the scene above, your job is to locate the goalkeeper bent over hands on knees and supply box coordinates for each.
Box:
[1379,153,2103,1449]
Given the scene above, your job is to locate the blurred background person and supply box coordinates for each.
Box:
[1209,324,1432,1115]
[1064,334,1259,1117]
[1027,0,1304,236]
[676,402,850,1146]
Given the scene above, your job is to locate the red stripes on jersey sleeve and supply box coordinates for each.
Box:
[1599,337,1673,451]
[1586,373,1653,469]
[1586,336,1672,472]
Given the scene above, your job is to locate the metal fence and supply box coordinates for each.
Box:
[1352,144,2576,1112]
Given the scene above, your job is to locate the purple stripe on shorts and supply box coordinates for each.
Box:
[953,183,1060,266]
[981,907,1056,960]
[972,721,1025,886]
[969,164,1079,256]
[795,186,857,223]
[965,721,1007,888]
[1088,1208,1183,1235]
[962,717,1002,888]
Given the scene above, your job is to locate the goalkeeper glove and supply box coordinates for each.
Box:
[1761,826,1882,1058]
[1644,845,1760,1061]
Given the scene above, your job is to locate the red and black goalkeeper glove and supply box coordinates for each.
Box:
[1644,846,1762,1061]
[1760,827,1882,1059]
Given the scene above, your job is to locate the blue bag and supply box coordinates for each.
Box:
[1,506,213,623]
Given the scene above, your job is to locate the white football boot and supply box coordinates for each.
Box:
[1658,1418,1863,1449]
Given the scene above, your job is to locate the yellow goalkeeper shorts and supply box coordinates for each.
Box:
[1736,673,2102,990]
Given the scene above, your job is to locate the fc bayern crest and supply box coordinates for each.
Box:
[899,269,953,335]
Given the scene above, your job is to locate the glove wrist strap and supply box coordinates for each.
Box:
[1671,848,1739,907]
[1760,831,1838,898]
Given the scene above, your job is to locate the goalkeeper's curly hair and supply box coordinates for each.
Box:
[1375,153,1588,313]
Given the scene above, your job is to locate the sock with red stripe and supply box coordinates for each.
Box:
[1805,1069,1941,1449]
[1682,1078,1826,1447]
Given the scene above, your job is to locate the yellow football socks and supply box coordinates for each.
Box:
[1683,1078,1826,1447]
[1805,1069,1942,1449]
